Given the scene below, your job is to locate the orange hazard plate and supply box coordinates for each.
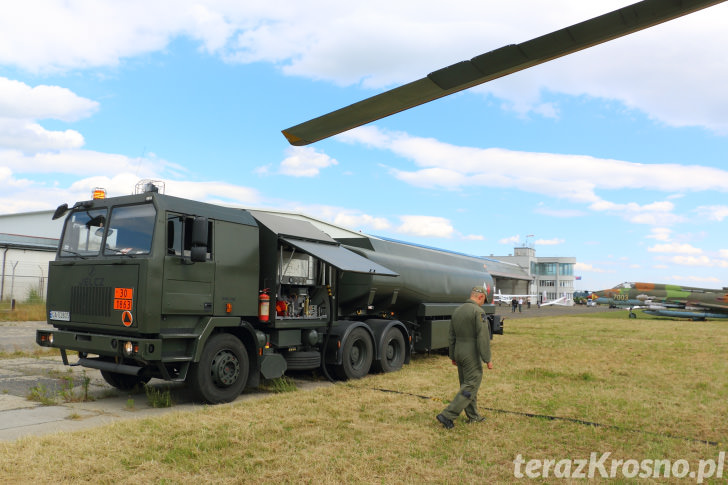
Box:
[114,288,133,299]
[113,299,133,311]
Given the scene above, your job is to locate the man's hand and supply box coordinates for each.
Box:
[487,361,493,370]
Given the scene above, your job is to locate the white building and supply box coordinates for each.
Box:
[0,210,62,302]
[492,246,577,303]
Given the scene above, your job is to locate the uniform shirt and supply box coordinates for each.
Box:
[448,298,491,364]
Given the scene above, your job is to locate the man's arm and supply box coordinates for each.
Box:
[448,318,456,361]
[476,310,491,364]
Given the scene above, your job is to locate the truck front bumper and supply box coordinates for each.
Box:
[37,328,163,361]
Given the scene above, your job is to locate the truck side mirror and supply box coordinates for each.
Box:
[52,203,69,220]
[191,216,209,262]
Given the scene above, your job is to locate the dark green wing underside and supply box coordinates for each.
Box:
[282,0,726,146]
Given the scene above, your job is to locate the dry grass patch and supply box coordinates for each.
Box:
[1,314,726,483]
[0,301,46,322]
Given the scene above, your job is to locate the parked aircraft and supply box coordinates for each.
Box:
[495,291,573,307]
[282,0,726,146]
[590,282,728,320]
[494,291,535,305]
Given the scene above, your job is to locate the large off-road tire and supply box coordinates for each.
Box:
[188,333,249,404]
[373,327,406,373]
[100,370,151,391]
[335,327,373,380]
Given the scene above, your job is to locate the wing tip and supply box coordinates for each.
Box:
[281,129,310,146]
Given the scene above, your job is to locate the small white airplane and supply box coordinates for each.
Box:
[494,291,537,305]
[495,291,573,307]
[540,296,574,307]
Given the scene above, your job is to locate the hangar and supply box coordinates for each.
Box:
[0,210,63,303]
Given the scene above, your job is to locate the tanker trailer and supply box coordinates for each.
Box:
[249,209,503,381]
[336,235,502,354]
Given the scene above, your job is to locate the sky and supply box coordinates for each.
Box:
[1,0,727,292]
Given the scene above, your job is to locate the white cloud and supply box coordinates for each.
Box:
[0,164,261,216]
[278,146,338,177]
[696,205,728,222]
[0,2,727,134]
[284,203,392,234]
[0,77,98,121]
[534,206,585,218]
[499,235,521,245]
[0,78,96,154]
[647,243,703,255]
[574,262,608,273]
[0,149,180,178]
[646,227,672,241]
[339,126,728,226]
[0,119,84,153]
[667,255,728,268]
[535,238,564,246]
[333,213,391,232]
[0,2,182,72]
[668,275,722,285]
[396,215,454,238]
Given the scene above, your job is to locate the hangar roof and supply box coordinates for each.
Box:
[0,233,58,251]
[482,259,531,280]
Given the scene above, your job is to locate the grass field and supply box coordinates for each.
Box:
[2,312,727,483]
[0,301,46,322]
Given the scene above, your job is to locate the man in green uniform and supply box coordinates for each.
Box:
[436,286,493,429]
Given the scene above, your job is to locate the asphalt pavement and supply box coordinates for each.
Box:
[0,320,328,442]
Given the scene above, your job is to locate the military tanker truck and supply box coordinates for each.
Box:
[37,185,503,403]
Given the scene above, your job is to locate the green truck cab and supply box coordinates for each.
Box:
[38,186,502,403]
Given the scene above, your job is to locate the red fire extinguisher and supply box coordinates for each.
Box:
[258,289,270,323]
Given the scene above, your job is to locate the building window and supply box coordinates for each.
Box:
[534,263,557,275]
[559,263,574,276]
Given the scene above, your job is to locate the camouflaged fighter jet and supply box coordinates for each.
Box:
[590,282,728,320]
[282,0,727,146]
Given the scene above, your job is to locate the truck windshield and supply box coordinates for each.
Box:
[103,204,156,256]
[59,208,108,257]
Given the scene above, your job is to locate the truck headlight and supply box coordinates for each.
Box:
[122,341,137,356]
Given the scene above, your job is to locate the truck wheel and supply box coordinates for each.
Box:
[335,327,373,380]
[100,370,151,391]
[189,333,249,404]
[374,327,405,373]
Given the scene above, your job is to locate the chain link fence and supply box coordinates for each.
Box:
[1,254,52,303]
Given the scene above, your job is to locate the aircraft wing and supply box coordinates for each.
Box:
[644,309,728,320]
[282,0,727,146]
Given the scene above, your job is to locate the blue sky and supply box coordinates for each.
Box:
[1,0,727,292]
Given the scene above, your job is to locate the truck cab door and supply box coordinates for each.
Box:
[162,214,215,315]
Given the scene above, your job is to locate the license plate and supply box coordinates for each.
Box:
[49,310,70,321]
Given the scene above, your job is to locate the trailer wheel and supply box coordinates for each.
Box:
[336,327,373,380]
[100,370,151,391]
[375,327,406,373]
[189,333,249,404]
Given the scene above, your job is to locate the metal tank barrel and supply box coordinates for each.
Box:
[338,237,493,319]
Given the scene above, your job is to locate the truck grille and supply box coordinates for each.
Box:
[71,286,112,317]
